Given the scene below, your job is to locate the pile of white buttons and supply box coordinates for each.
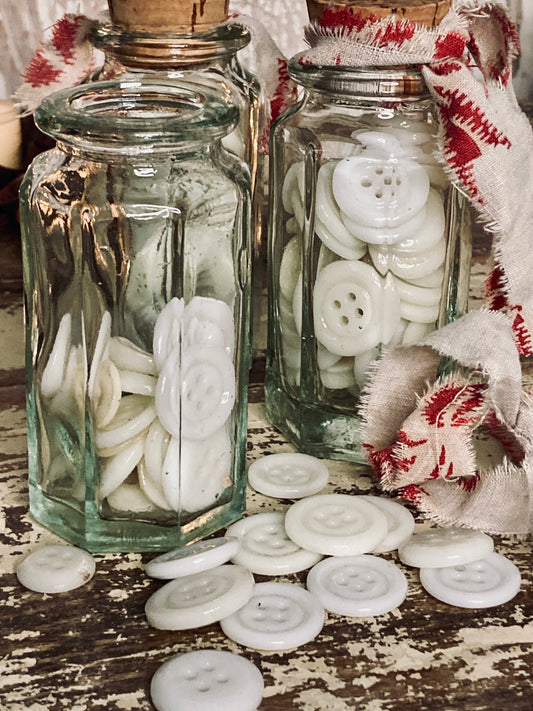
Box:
[39,295,237,515]
[279,126,449,391]
[15,452,522,711]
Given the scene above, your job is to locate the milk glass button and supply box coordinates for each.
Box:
[285,494,388,556]
[341,203,427,245]
[146,537,241,579]
[138,457,172,511]
[179,426,231,512]
[226,512,323,576]
[398,527,494,568]
[320,357,356,390]
[16,544,95,593]
[95,394,157,450]
[40,313,71,398]
[313,260,383,356]
[279,235,302,303]
[87,311,111,399]
[248,452,329,499]
[394,276,442,307]
[107,482,156,513]
[220,581,325,651]
[145,564,254,630]
[183,296,235,357]
[119,369,157,397]
[155,348,181,439]
[90,359,122,428]
[359,496,415,553]
[419,552,521,608]
[282,161,304,213]
[181,345,235,440]
[99,435,145,499]
[332,151,430,229]
[369,238,446,280]
[161,437,181,511]
[306,554,408,616]
[390,189,445,253]
[402,320,434,345]
[108,336,156,375]
[400,300,440,324]
[150,649,264,711]
[153,297,184,372]
[315,161,366,260]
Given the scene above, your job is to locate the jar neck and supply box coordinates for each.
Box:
[289,57,431,104]
[91,21,250,69]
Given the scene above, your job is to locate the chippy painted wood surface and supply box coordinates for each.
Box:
[1,216,532,711]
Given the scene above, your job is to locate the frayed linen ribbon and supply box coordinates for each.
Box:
[299,0,533,535]
[360,311,533,536]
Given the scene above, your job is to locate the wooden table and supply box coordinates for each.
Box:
[1,212,532,711]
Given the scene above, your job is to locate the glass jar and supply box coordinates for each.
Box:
[90,20,265,347]
[265,61,473,463]
[20,79,252,552]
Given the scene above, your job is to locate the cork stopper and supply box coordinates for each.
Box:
[307,0,452,28]
[108,0,230,33]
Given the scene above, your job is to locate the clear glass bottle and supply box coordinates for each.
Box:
[20,79,252,552]
[265,61,472,463]
[89,14,265,348]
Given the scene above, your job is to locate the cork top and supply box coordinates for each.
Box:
[108,0,230,33]
[307,0,452,28]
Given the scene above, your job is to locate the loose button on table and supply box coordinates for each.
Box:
[359,495,415,553]
[247,452,329,499]
[307,554,408,616]
[220,581,325,651]
[16,544,96,594]
[284,494,388,556]
[151,649,264,711]
[398,527,494,568]
[419,552,521,608]
[145,564,255,630]
[226,512,323,576]
[145,537,241,580]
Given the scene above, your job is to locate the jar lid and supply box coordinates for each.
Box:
[108,0,229,33]
[307,0,452,28]
[34,79,239,155]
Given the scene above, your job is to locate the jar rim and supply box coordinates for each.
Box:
[35,79,240,153]
[288,57,430,99]
[90,20,251,67]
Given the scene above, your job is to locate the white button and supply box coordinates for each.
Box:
[181,345,235,440]
[140,419,172,509]
[49,344,87,416]
[394,275,442,307]
[341,203,427,245]
[155,348,181,440]
[179,425,232,511]
[87,311,111,399]
[107,482,156,513]
[320,356,356,390]
[99,435,145,500]
[306,554,408,616]
[407,265,445,288]
[332,151,430,229]
[419,552,521,608]
[40,313,71,399]
[279,235,302,303]
[145,564,255,630]
[183,296,235,357]
[248,452,329,499]
[16,544,95,593]
[313,260,384,356]
[402,320,434,345]
[388,189,445,252]
[108,336,156,375]
[119,369,158,397]
[369,238,446,280]
[220,581,325,651]
[161,436,181,511]
[398,527,494,568]
[353,346,380,390]
[225,512,323,576]
[95,394,157,450]
[90,359,122,429]
[145,537,241,579]
[359,496,415,552]
[315,161,367,259]
[282,161,304,213]
[150,649,264,711]
[153,298,184,373]
[284,494,388,556]
[399,300,440,324]
[317,343,341,370]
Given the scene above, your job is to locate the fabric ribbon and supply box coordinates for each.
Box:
[299,0,533,535]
